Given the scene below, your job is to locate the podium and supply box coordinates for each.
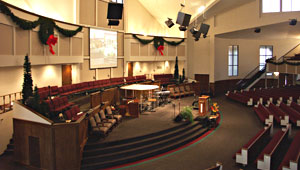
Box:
[198,95,210,117]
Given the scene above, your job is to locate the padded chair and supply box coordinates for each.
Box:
[106,106,122,122]
[89,117,109,136]
[185,84,195,95]
[169,87,180,98]
[174,86,184,97]
[179,85,187,97]
[94,112,113,129]
[99,109,117,126]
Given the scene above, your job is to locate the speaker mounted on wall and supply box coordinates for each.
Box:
[176,12,191,27]
[199,23,210,38]
[107,2,123,26]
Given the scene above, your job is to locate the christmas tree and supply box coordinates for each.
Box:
[182,68,185,82]
[22,55,33,104]
[174,56,179,80]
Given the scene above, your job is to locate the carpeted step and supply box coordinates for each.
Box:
[84,122,190,150]
[81,126,209,170]
[82,122,202,162]
[83,122,201,157]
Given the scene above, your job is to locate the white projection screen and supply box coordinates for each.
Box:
[89,28,117,69]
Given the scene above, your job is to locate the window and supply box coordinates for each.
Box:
[228,45,239,76]
[262,0,280,13]
[262,0,300,13]
[259,46,273,75]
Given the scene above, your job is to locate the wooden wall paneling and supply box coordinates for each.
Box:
[278,64,286,73]
[28,136,41,168]
[13,119,55,170]
[80,59,95,82]
[112,58,124,77]
[83,27,89,56]
[31,31,44,56]
[149,45,157,56]
[0,24,13,55]
[140,44,148,56]
[287,65,296,74]
[117,32,124,56]
[59,36,70,56]
[268,64,277,72]
[79,0,96,26]
[54,124,79,170]
[72,37,83,56]
[97,0,109,28]
[177,45,185,56]
[16,28,29,55]
[101,88,117,104]
[131,43,139,56]
[168,45,176,56]
[194,74,210,93]
[90,91,101,108]
[78,119,88,157]
[298,65,300,74]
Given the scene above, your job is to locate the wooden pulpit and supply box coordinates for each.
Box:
[198,95,210,117]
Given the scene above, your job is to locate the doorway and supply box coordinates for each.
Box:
[128,62,133,77]
[62,65,72,85]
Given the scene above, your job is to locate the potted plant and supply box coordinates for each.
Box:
[174,106,194,123]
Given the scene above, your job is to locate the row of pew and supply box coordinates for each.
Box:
[38,75,150,99]
[226,86,300,106]
[235,124,300,170]
[253,102,300,126]
[154,74,173,85]
[168,83,195,98]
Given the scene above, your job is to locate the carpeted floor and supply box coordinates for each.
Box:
[0,95,297,170]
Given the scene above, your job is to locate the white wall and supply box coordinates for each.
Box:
[125,0,185,38]
[214,38,300,81]
[0,65,62,96]
[3,0,76,23]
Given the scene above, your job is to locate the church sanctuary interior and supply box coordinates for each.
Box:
[1,0,300,170]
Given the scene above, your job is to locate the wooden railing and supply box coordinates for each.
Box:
[0,92,22,113]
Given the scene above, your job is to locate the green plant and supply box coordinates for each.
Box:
[180,106,194,123]
[22,55,33,104]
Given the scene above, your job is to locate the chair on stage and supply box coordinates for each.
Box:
[94,112,113,129]
[106,106,122,122]
[89,116,110,136]
[99,109,117,126]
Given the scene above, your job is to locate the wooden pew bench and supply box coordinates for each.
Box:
[235,124,272,166]
[256,125,291,170]
[278,130,300,170]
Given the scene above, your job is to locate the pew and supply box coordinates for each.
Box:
[280,102,300,127]
[290,102,300,113]
[256,125,291,170]
[278,130,300,170]
[235,124,272,165]
[267,103,289,126]
[253,104,274,124]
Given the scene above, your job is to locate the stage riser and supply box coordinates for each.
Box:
[81,122,209,170]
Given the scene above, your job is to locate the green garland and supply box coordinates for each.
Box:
[133,34,184,49]
[0,2,82,45]
[266,58,300,66]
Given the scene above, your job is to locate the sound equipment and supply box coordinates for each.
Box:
[176,12,191,26]
[108,20,120,26]
[107,3,123,19]
[199,23,210,35]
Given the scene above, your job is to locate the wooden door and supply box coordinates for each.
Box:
[128,62,133,77]
[62,65,72,85]
[195,74,209,94]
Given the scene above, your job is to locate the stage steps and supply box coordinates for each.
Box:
[81,122,208,170]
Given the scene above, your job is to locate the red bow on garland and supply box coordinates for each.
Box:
[157,45,164,56]
[46,34,58,55]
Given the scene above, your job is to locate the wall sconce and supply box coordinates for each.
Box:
[274,72,279,76]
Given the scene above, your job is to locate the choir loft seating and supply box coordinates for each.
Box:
[154,74,173,86]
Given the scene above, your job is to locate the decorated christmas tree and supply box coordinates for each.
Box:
[182,68,185,82]
[22,55,33,104]
[174,56,179,80]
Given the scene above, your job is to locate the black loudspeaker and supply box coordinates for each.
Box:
[108,20,120,26]
[107,3,123,19]
[176,12,191,26]
[289,19,297,26]
[199,23,210,35]
[193,31,201,41]
[165,19,174,28]
[254,28,261,33]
